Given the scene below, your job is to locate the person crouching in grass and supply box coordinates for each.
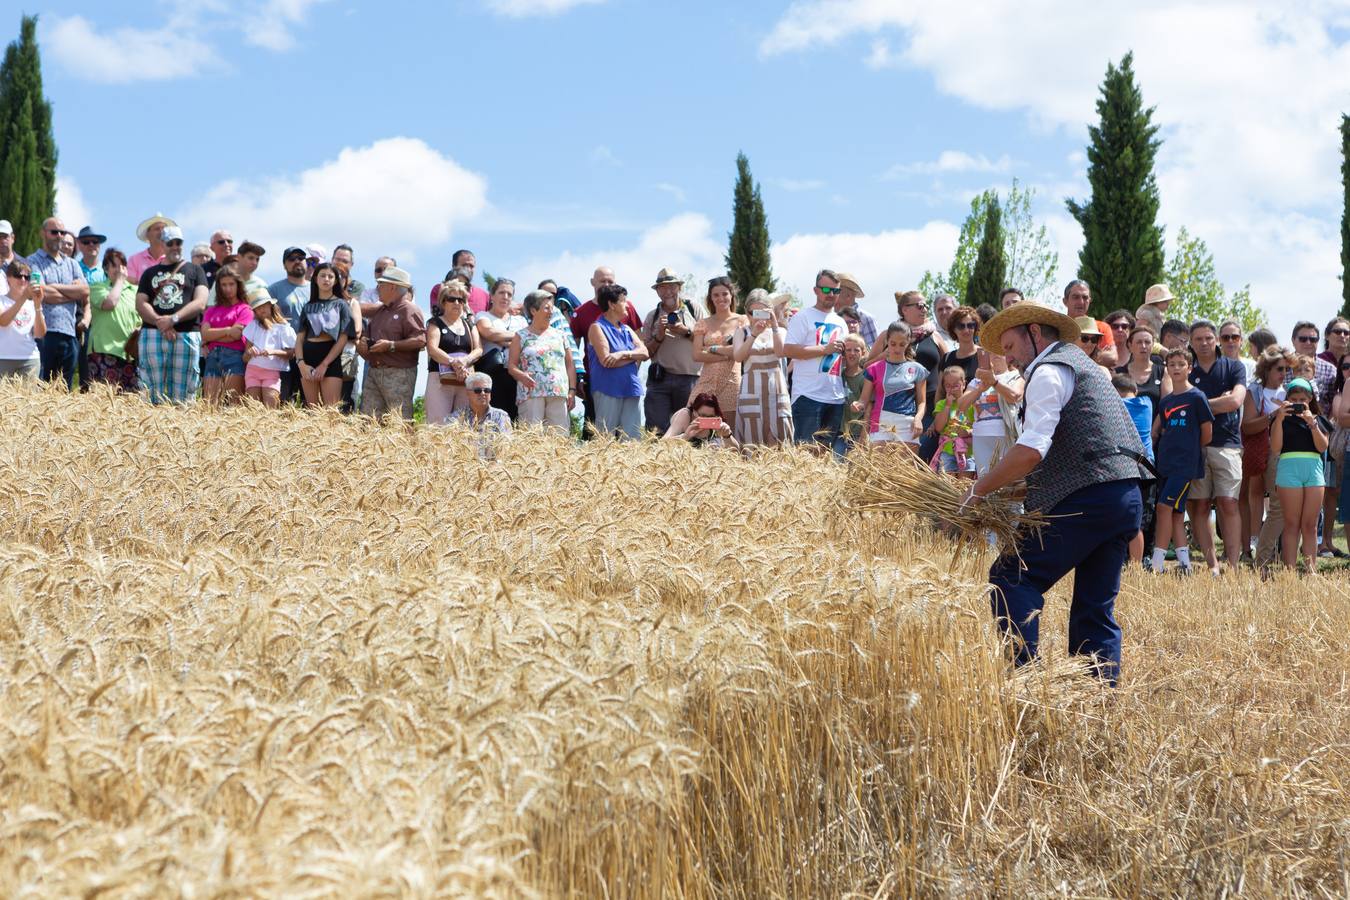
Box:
[1151,349,1214,575]
[1270,377,1331,570]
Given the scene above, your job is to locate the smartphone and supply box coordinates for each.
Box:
[1288,402,1307,414]
[695,416,722,431]
[752,309,771,320]
[666,311,679,325]
[29,271,42,286]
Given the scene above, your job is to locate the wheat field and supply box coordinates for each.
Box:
[1,380,1348,897]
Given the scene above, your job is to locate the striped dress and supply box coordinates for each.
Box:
[734,326,793,447]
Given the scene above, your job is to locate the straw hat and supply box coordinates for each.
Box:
[1143,284,1174,306]
[1074,316,1103,336]
[136,213,178,242]
[835,271,864,297]
[979,302,1081,350]
[651,267,683,289]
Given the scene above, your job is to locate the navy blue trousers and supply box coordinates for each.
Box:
[40,332,80,389]
[989,479,1142,684]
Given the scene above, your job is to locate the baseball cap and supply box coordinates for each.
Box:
[161,225,184,243]
[283,246,306,260]
[0,220,12,236]
[1286,377,1315,396]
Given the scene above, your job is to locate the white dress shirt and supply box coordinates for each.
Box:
[1016,342,1075,459]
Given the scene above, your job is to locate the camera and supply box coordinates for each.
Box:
[1288,402,1307,414]
[666,311,679,326]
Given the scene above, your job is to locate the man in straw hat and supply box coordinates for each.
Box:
[641,267,703,433]
[962,302,1147,685]
[128,213,177,283]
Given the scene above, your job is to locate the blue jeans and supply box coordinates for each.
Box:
[40,331,80,389]
[791,396,844,448]
[989,479,1142,685]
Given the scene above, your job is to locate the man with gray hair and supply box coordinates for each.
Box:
[1063,280,1118,368]
[453,371,512,458]
[358,265,425,422]
[932,293,958,346]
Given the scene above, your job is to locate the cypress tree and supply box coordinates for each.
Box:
[1341,113,1350,319]
[725,152,774,307]
[1066,52,1164,318]
[964,196,1006,309]
[0,15,57,255]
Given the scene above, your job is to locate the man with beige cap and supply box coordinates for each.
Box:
[835,272,877,345]
[962,301,1146,686]
[641,267,703,433]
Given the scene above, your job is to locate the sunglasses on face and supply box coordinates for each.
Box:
[1220,334,1242,341]
[902,303,924,310]
[48,228,69,236]
[213,238,233,245]
[954,322,978,331]
[443,297,466,304]
[166,240,184,247]
[816,285,841,295]
[1296,335,1319,343]
[1080,335,1102,344]
[1341,362,1350,370]
[1331,328,1350,337]
[469,387,491,394]
[78,239,100,246]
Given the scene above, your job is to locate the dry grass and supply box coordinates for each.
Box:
[1,379,1348,897]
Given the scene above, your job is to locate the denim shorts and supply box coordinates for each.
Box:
[204,345,246,378]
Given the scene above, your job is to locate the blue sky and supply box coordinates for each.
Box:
[31,0,1350,341]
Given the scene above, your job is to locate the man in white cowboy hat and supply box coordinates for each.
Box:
[128,213,177,283]
[962,302,1146,686]
[640,267,704,433]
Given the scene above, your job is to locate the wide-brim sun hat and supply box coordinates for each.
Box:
[979,302,1082,351]
[835,271,865,297]
[1074,316,1103,336]
[1143,283,1174,305]
[136,213,178,242]
[248,289,276,309]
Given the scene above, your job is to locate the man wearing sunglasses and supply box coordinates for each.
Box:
[1291,321,1335,406]
[1187,319,1247,574]
[1062,280,1118,368]
[785,268,848,451]
[270,247,312,403]
[202,230,233,286]
[26,216,89,389]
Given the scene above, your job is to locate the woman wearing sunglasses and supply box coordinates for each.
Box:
[452,371,512,433]
[939,306,982,386]
[1242,346,1294,562]
[1073,317,1112,372]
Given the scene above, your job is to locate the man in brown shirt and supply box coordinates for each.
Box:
[358,266,425,422]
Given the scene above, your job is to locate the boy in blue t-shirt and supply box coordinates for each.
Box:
[1150,348,1214,574]
[1114,373,1155,565]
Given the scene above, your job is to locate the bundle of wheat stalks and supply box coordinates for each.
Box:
[844,447,1045,554]
[3,379,1350,897]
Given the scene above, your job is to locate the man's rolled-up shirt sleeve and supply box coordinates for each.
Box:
[1015,364,1074,459]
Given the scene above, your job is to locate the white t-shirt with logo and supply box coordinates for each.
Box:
[242,320,297,371]
[0,296,40,360]
[786,307,846,403]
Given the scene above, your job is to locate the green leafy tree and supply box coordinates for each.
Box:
[0,15,57,255]
[1066,52,1165,318]
[1165,226,1267,334]
[725,151,774,309]
[1341,113,1349,319]
[964,196,1006,309]
[919,180,1059,302]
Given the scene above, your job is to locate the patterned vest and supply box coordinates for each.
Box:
[1020,342,1145,513]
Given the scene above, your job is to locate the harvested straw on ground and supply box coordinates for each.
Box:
[844,447,1045,554]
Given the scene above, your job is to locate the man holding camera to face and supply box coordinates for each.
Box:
[641,267,704,433]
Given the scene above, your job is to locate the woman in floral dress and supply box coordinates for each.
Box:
[690,276,747,431]
[508,289,576,434]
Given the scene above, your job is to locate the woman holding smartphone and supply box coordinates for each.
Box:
[0,260,46,381]
[732,288,792,447]
[1271,377,1331,569]
[663,392,740,449]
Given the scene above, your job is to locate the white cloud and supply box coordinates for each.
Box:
[760,0,1350,340]
[654,183,687,203]
[54,176,93,234]
[590,145,623,167]
[773,178,827,192]
[883,151,1013,179]
[864,38,894,70]
[770,221,961,321]
[178,137,488,272]
[241,0,329,51]
[485,0,606,16]
[46,1,326,82]
[46,15,220,83]
[509,213,725,304]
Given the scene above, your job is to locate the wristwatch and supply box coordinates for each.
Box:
[170,312,180,325]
